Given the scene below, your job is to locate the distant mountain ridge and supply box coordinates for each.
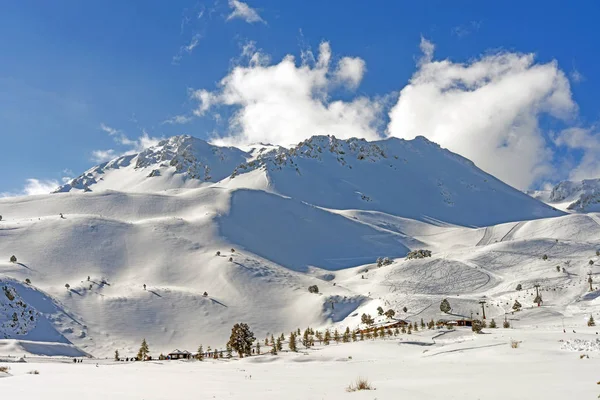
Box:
[529,178,600,212]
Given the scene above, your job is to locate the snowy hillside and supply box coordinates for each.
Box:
[55,135,249,193]
[0,134,592,360]
[530,178,600,212]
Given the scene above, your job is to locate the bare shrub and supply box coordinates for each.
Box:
[346,377,373,392]
[0,366,10,373]
[27,370,40,374]
[510,340,520,349]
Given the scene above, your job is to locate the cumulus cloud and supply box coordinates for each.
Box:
[227,0,265,24]
[92,125,161,163]
[387,38,576,189]
[554,126,600,181]
[1,179,60,197]
[190,41,383,146]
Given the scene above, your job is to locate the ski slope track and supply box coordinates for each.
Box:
[1,134,597,359]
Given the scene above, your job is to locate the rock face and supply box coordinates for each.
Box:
[531,179,600,212]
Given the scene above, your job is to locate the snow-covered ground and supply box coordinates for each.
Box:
[1,328,599,399]
[0,134,598,397]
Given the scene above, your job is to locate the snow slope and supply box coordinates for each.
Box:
[0,134,592,360]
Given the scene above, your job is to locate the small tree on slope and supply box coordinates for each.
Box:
[227,323,255,358]
[10,255,16,263]
[440,299,451,313]
[588,315,596,327]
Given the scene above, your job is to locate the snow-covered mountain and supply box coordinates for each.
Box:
[60,134,562,227]
[529,178,600,212]
[2,133,591,359]
[55,135,250,193]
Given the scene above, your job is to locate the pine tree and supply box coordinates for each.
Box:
[489,319,497,328]
[342,327,350,343]
[384,309,395,319]
[114,350,120,361]
[333,329,340,343]
[315,331,323,345]
[276,336,283,351]
[197,345,204,361]
[265,336,269,346]
[440,298,451,313]
[377,306,384,316]
[280,333,285,341]
[289,332,297,352]
[402,306,408,313]
[373,329,379,339]
[394,327,400,336]
[413,322,418,331]
[503,319,510,328]
[226,343,233,358]
[420,318,425,329]
[407,325,412,335]
[227,323,255,358]
[302,329,311,348]
[351,330,357,342]
[270,343,277,355]
[401,326,406,334]
[137,338,149,361]
[324,329,331,345]
[588,315,596,327]
[256,341,261,355]
[360,330,365,341]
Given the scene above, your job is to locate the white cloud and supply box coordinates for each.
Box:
[1,179,60,197]
[554,126,600,181]
[570,67,585,83]
[91,149,117,163]
[334,57,366,89]
[387,37,576,190]
[227,0,265,24]
[163,115,193,125]
[92,125,162,163]
[173,33,202,64]
[190,42,383,146]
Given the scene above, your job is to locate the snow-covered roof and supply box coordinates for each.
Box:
[168,349,191,355]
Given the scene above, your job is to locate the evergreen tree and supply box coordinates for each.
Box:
[440,299,451,313]
[401,326,407,334]
[588,315,596,327]
[373,329,379,339]
[361,313,374,326]
[402,306,408,313]
[256,342,261,355]
[351,330,357,342]
[114,350,120,361]
[333,329,340,343]
[10,255,16,263]
[197,345,204,361]
[503,319,510,328]
[270,334,275,348]
[137,338,149,361]
[407,325,412,335]
[489,319,497,328]
[420,318,425,329]
[324,329,331,345]
[516,284,522,291]
[394,327,400,336]
[227,323,255,358]
[384,309,395,319]
[342,327,350,343]
[360,330,365,341]
[226,343,233,358]
[270,343,277,355]
[377,306,384,316]
[315,331,323,345]
[302,329,311,348]
[289,332,297,352]
[265,336,269,346]
[276,337,283,351]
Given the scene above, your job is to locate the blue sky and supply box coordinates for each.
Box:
[1,0,599,194]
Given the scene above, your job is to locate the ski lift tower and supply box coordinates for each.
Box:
[478,298,487,320]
